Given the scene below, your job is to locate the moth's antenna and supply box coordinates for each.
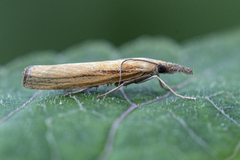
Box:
[118,58,158,86]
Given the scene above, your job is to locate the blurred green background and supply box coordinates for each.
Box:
[1,0,240,65]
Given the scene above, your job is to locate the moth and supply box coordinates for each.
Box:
[22,58,196,100]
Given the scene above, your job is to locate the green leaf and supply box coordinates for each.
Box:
[1,29,240,160]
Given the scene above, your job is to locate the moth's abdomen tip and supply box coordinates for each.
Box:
[22,65,34,88]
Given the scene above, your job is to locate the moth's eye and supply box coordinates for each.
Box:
[157,64,166,73]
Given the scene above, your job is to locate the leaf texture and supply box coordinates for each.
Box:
[1,30,240,160]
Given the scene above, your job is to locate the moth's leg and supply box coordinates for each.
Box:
[128,74,177,92]
[134,76,153,84]
[95,86,99,91]
[152,75,196,100]
[96,83,126,99]
[64,87,92,97]
[158,80,172,90]
[158,79,180,91]
[97,74,151,99]
[135,76,176,91]
[134,75,177,93]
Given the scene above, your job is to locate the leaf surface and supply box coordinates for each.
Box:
[1,30,240,160]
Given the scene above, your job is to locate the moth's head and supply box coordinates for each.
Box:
[157,63,193,75]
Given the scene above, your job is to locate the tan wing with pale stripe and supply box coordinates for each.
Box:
[22,59,157,89]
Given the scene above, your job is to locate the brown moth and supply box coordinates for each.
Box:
[22,58,196,99]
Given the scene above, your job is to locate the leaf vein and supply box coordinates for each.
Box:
[0,90,42,124]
